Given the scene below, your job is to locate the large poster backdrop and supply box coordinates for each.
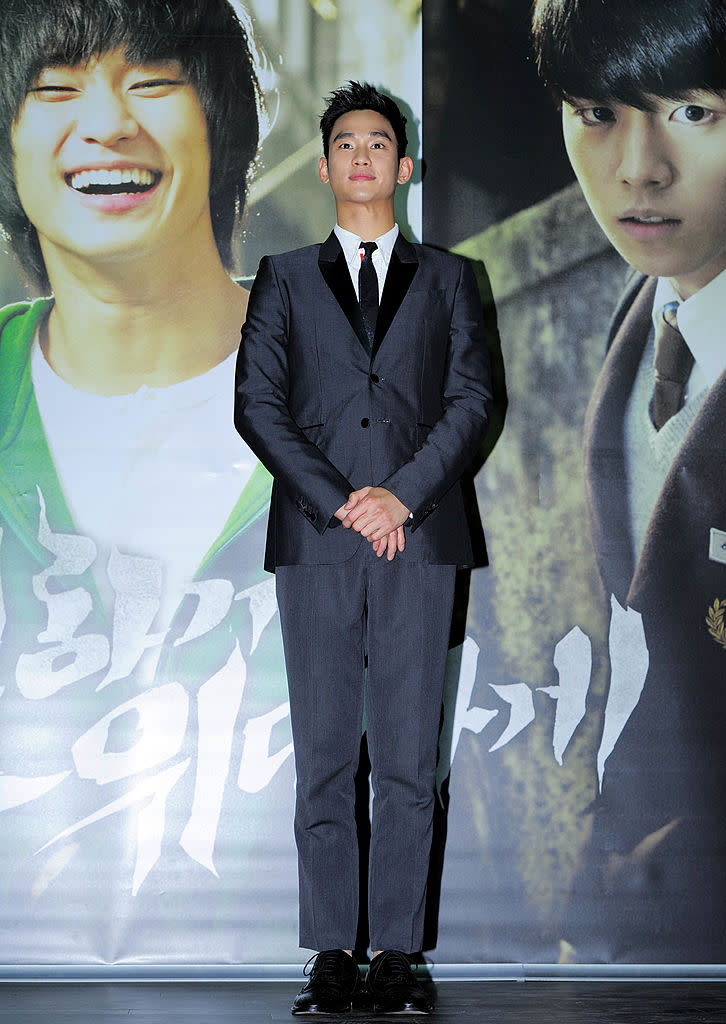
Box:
[0,0,422,966]
[425,0,726,967]
[1,0,724,971]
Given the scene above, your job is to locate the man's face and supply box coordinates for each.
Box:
[318,108,412,206]
[562,90,726,297]
[11,48,212,275]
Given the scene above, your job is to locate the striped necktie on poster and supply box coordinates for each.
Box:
[650,300,694,430]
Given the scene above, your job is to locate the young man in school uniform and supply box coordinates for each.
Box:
[533,0,726,961]
[236,82,492,1011]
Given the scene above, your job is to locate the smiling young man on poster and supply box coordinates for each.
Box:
[0,0,263,627]
[236,82,491,1012]
[533,0,726,961]
[0,0,297,961]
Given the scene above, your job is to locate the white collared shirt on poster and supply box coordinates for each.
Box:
[653,266,726,397]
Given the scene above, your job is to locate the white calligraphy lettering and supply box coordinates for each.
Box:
[173,579,235,647]
[97,548,165,691]
[180,644,247,874]
[539,626,592,765]
[235,578,278,653]
[438,639,498,792]
[16,491,109,698]
[488,682,536,752]
[37,760,190,895]
[0,771,71,812]
[72,683,189,784]
[237,701,294,794]
[596,596,649,790]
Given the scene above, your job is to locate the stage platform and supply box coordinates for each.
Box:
[1,980,724,1023]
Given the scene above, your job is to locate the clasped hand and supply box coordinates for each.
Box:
[334,486,410,561]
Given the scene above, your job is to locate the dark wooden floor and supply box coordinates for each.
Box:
[0,981,725,1023]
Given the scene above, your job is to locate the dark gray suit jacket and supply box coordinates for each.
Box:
[235,231,491,572]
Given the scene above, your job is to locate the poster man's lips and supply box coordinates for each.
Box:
[619,208,679,224]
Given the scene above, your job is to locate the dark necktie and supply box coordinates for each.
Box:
[649,301,694,431]
[358,241,379,346]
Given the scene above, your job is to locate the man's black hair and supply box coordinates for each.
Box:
[532,0,726,109]
[320,81,408,160]
[0,0,261,291]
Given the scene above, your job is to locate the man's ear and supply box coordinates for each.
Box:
[318,156,330,184]
[397,156,414,185]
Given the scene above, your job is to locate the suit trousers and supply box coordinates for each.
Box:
[275,542,456,953]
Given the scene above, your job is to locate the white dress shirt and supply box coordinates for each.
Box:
[333,222,399,298]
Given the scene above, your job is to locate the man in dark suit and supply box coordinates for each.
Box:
[533,0,726,961]
[235,82,491,1011]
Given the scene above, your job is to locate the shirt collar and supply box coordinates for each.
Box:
[652,268,726,390]
[334,222,399,270]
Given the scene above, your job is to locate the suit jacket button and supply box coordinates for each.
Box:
[361,418,369,427]
[370,373,379,383]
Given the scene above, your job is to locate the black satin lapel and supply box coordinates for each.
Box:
[372,250,418,359]
[318,249,369,352]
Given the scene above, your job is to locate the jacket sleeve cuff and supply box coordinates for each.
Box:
[292,486,350,536]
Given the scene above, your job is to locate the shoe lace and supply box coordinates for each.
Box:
[304,950,353,990]
[373,950,416,988]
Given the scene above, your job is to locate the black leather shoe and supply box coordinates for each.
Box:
[291,949,359,1015]
[366,950,433,1014]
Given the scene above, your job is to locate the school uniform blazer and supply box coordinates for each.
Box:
[235,231,492,572]
[580,273,726,958]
